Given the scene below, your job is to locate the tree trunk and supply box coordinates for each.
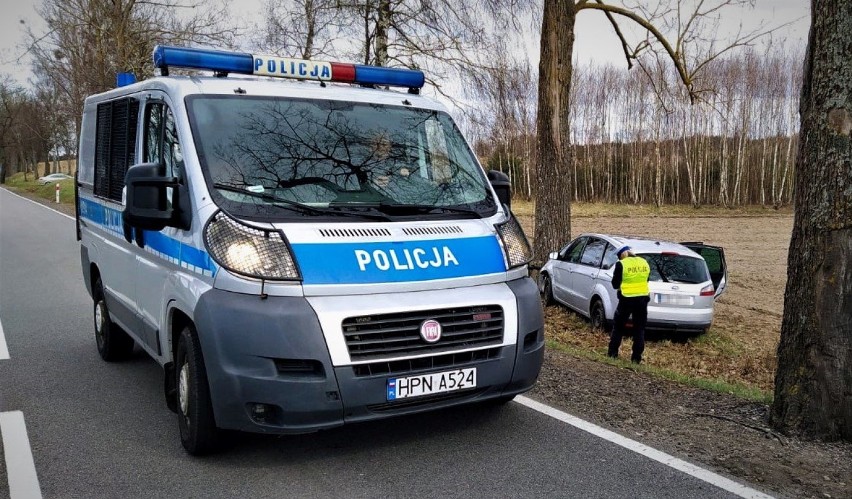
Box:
[533,0,575,265]
[374,0,390,67]
[771,0,852,442]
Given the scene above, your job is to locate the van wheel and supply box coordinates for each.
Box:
[93,277,134,361]
[590,299,607,333]
[541,274,555,306]
[176,326,219,455]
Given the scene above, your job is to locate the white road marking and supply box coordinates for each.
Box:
[0,187,75,221]
[0,319,8,360]
[0,411,43,499]
[515,396,774,499]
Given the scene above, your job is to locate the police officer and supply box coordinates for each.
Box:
[607,246,651,363]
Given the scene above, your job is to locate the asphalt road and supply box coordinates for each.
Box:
[0,188,763,499]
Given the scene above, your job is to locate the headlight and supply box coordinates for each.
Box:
[203,210,300,280]
[495,214,532,269]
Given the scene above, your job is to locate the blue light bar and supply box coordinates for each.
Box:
[151,45,425,89]
[116,72,136,87]
[152,46,253,74]
[354,65,425,89]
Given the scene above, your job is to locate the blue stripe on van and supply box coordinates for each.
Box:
[290,236,507,285]
[78,197,217,275]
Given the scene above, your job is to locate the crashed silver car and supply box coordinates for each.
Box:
[539,234,727,334]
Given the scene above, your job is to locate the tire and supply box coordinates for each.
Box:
[541,274,555,306]
[176,326,219,455]
[590,299,607,333]
[93,277,134,361]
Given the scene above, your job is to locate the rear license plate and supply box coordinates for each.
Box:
[387,368,477,401]
[654,293,694,305]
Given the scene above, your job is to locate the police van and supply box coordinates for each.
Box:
[76,46,544,454]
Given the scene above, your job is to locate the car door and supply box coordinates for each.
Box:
[551,237,587,306]
[569,237,606,314]
[681,242,728,298]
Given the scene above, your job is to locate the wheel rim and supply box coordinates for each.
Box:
[95,300,106,347]
[179,362,190,417]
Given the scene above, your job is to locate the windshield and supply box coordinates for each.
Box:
[186,95,496,220]
[638,253,710,284]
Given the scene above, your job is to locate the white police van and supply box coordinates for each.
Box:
[76,46,544,454]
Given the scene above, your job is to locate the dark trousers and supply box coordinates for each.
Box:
[607,295,649,362]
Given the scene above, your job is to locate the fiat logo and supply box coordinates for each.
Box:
[420,319,442,343]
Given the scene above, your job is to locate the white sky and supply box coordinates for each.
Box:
[0,1,809,90]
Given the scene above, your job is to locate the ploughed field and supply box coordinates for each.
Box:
[515,203,793,395]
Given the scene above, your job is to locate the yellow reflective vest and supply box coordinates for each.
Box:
[620,256,650,297]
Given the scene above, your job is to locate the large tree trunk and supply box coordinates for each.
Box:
[771,0,852,442]
[533,0,575,264]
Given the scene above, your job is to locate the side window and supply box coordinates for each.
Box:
[94,98,140,201]
[580,238,606,267]
[602,243,618,270]
[565,237,588,263]
[144,103,163,164]
[144,102,184,180]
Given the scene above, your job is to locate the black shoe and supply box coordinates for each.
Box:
[607,353,618,359]
[631,358,641,364]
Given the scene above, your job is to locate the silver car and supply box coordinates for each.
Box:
[539,234,727,334]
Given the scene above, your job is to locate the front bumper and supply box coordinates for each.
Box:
[192,278,544,434]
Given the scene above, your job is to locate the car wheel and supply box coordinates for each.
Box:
[590,299,607,333]
[93,277,134,361]
[542,274,555,306]
[176,326,219,455]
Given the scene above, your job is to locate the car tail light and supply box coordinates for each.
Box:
[700,284,715,296]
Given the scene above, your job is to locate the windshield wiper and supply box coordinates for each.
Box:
[651,260,670,283]
[213,183,389,220]
[374,202,482,218]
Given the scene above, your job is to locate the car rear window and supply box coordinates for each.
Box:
[638,253,710,284]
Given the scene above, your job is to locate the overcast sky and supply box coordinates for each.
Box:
[1,0,809,90]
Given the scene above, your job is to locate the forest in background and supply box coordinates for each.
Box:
[468,44,803,207]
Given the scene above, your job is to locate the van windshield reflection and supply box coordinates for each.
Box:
[186,96,496,220]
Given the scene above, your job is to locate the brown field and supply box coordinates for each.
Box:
[515,202,794,396]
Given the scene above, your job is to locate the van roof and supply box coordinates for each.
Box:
[83,75,448,113]
[580,233,703,259]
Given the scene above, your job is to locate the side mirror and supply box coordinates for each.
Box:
[487,170,511,207]
[123,162,179,232]
[549,251,559,261]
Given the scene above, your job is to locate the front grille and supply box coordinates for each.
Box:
[352,347,503,377]
[343,305,504,361]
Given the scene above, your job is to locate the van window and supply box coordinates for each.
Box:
[94,98,140,201]
[564,237,587,263]
[602,244,618,270]
[185,95,496,220]
[144,103,184,179]
[579,238,606,267]
[639,253,710,284]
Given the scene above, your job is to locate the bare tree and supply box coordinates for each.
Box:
[771,0,852,442]
[532,0,774,263]
[24,0,238,156]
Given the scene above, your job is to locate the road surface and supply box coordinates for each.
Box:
[0,188,770,499]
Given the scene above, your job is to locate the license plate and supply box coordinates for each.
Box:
[654,293,694,305]
[387,368,477,401]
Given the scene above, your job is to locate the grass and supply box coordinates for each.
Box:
[4,172,76,204]
[510,198,793,218]
[543,304,775,403]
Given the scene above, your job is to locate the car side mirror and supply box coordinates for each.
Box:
[487,170,511,207]
[123,162,180,232]
[549,251,558,261]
